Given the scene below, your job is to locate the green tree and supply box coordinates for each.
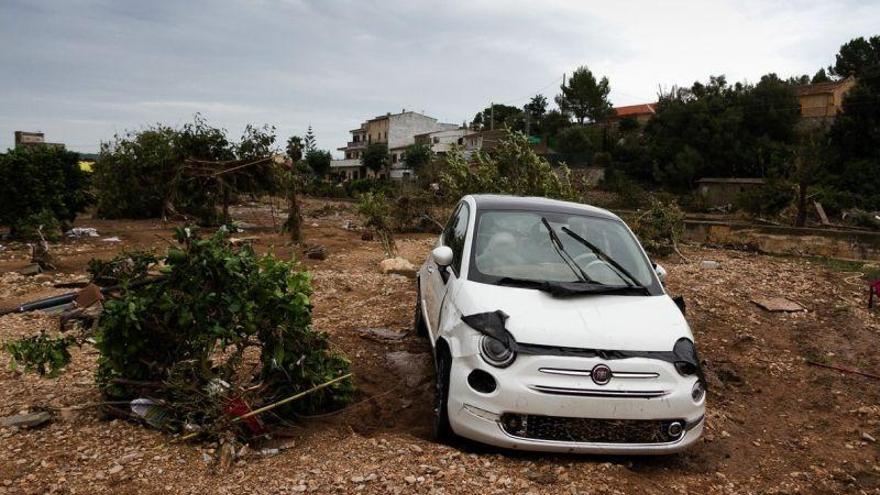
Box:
[540,109,572,141]
[556,66,612,124]
[0,145,89,239]
[524,94,548,133]
[361,143,389,175]
[304,126,317,153]
[471,103,524,131]
[826,58,880,208]
[286,135,303,162]
[403,143,432,173]
[791,126,828,226]
[555,126,596,155]
[644,74,799,191]
[811,68,831,83]
[830,35,880,78]
[306,149,332,179]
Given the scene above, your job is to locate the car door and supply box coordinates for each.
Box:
[426,202,470,338]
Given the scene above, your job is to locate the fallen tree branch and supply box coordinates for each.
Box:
[806,360,880,381]
[233,373,353,422]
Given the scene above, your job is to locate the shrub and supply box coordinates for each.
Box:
[592,151,612,167]
[601,168,648,208]
[632,199,686,257]
[735,180,795,217]
[95,227,353,430]
[0,146,90,239]
[93,116,281,224]
[440,131,578,202]
[357,192,396,256]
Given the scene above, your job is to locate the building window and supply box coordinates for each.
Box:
[392,153,398,163]
[433,137,440,144]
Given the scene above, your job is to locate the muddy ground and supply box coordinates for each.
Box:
[2,198,880,494]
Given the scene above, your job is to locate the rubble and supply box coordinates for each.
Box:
[751,296,807,312]
[379,257,417,278]
[1,198,879,494]
[0,411,52,429]
[65,228,99,239]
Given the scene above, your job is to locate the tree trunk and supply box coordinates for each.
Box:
[285,186,303,243]
[795,181,808,227]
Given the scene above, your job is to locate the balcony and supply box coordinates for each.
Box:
[345,140,366,149]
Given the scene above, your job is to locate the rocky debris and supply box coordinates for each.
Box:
[65,228,99,239]
[357,327,407,342]
[385,351,432,387]
[700,260,721,269]
[862,431,877,443]
[101,236,121,243]
[304,244,327,260]
[0,411,52,429]
[379,257,417,278]
[18,263,42,276]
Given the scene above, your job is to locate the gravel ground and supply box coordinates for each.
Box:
[2,199,880,494]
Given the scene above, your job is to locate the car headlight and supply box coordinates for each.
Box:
[480,335,516,368]
[673,338,699,376]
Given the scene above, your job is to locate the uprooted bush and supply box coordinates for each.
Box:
[440,131,578,202]
[5,227,353,439]
[357,192,397,256]
[0,145,90,240]
[632,198,686,257]
[92,115,281,225]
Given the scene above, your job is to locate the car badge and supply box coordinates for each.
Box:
[591,364,612,385]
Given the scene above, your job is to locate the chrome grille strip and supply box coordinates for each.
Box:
[530,385,668,398]
[538,368,659,379]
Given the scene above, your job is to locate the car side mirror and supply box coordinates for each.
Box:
[654,263,667,284]
[432,246,453,267]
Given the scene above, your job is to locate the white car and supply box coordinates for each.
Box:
[415,195,705,454]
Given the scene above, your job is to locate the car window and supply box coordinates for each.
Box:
[470,209,655,287]
[442,202,470,275]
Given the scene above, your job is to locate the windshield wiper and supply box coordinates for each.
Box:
[540,217,591,283]
[560,226,644,289]
[497,277,646,296]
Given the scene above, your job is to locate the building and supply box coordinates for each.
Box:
[462,129,508,155]
[332,110,459,180]
[794,76,856,120]
[14,131,64,150]
[695,178,765,208]
[414,128,470,155]
[606,103,657,126]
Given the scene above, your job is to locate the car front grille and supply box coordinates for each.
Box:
[499,413,686,444]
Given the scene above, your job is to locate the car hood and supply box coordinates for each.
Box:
[455,280,691,352]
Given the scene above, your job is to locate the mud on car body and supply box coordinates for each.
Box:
[415,194,705,454]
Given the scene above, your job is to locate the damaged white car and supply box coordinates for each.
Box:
[415,195,705,454]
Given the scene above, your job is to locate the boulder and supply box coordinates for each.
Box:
[379,257,417,278]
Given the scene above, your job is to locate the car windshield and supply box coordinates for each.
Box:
[469,209,655,287]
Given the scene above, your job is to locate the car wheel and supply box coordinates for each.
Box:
[414,280,428,338]
[432,347,454,442]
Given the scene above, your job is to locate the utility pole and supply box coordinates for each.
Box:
[490,102,494,131]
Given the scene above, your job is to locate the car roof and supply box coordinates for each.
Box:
[466,194,620,221]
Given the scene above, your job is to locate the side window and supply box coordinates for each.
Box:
[442,203,470,275]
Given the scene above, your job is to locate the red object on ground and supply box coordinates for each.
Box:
[869,280,880,309]
[226,397,266,434]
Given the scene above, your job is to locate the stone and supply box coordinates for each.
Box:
[108,464,124,475]
[304,245,327,260]
[751,296,806,313]
[863,432,877,443]
[0,412,52,429]
[18,263,42,276]
[379,257,417,278]
[700,260,721,269]
[404,476,417,484]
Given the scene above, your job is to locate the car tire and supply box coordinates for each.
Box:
[414,280,428,338]
[432,346,455,443]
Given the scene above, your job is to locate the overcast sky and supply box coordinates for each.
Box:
[1,0,878,156]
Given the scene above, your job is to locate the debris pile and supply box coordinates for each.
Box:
[4,226,354,443]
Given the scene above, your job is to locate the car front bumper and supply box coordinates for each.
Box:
[446,350,706,454]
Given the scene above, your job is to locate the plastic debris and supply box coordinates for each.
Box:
[66,227,99,238]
